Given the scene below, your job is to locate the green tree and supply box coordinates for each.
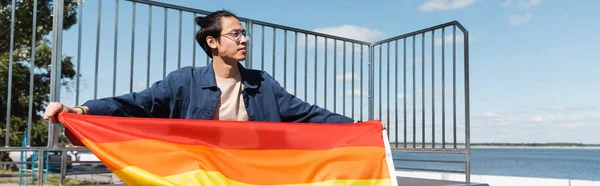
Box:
[0,0,79,156]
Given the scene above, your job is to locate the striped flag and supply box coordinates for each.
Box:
[59,113,397,186]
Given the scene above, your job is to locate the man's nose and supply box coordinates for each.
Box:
[240,34,248,44]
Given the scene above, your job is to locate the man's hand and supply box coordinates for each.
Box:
[43,102,88,123]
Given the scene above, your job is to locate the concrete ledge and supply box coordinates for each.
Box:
[398,176,489,186]
[397,171,600,186]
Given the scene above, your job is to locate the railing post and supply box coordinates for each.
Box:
[60,151,67,186]
[49,0,65,149]
[246,20,253,68]
[37,150,44,186]
[368,45,374,120]
[463,28,471,183]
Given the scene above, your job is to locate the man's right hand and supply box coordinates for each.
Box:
[43,102,87,123]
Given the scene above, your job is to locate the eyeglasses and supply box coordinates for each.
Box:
[220,29,247,43]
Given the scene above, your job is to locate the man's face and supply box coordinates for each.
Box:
[216,17,247,63]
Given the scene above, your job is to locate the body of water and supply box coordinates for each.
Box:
[393,148,600,181]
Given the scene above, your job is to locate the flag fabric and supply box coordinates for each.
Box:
[59,112,398,186]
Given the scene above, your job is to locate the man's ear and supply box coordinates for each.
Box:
[207,36,218,49]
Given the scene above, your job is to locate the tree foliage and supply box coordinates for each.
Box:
[0,0,79,151]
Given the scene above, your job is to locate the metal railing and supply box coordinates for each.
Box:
[371,22,471,181]
[1,0,470,185]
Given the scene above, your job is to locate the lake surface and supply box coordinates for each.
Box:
[393,148,600,181]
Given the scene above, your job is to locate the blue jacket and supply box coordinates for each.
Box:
[83,63,355,123]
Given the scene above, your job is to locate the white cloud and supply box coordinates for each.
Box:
[336,72,360,82]
[471,106,600,143]
[296,25,384,51]
[312,25,386,43]
[509,12,532,26]
[503,0,541,9]
[538,105,599,114]
[419,0,477,12]
[434,34,465,46]
[484,112,497,117]
[286,88,295,95]
[473,111,504,121]
[346,89,368,97]
[532,116,544,123]
[398,93,405,99]
[530,115,599,126]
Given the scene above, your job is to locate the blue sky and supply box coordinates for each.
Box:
[58,0,600,144]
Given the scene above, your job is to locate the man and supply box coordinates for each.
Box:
[44,10,354,124]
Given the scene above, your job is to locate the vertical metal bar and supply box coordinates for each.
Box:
[162,8,167,78]
[404,39,407,149]
[464,28,471,183]
[360,45,363,120]
[246,21,253,68]
[59,151,67,185]
[261,25,264,70]
[48,0,64,149]
[422,33,425,149]
[368,45,374,120]
[193,13,197,67]
[5,0,16,147]
[378,45,382,120]
[394,40,398,148]
[314,36,317,104]
[442,27,446,149]
[333,39,337,113]
[146,6,152,88]
[36,150,43,186]
[206,55,209,66]
[76,0,84,104]
[386,42,390,137]
[343,41,346,115]
[412,36,416,149]
[94,0,102,99]
[432,30,435,149]
[27,0,39,147]
[367,46,371,120]
[272,27,276,77]
[324,38,327,109]
[177,10,182,69]
[351,43,355,119]
[130,3,136,93]
[112,0,119,96]
[284,30,287,88]
[304,34,308,100]
[453,25,457,149]
[294,32,298,95]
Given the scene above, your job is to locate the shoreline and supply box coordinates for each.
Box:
[389,144,600,149]
[471,145,600,149]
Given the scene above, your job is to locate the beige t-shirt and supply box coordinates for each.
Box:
[211,74,249,121]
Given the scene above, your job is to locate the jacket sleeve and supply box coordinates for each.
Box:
[81,68,186,118]
[269,73,355,124]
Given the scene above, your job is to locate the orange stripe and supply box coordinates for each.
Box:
[83,139,389,185]
[59,113,384,150]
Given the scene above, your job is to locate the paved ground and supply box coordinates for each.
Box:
[67,173,118,184]
[72,176,490,186]
[397,177,489,186]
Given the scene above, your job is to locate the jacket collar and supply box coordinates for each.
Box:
[199,61,259,90]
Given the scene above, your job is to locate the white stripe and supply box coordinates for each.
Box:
[382,128,398,186]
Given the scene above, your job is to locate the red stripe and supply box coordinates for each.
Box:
[59,113,384,150]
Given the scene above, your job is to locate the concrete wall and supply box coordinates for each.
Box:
[396,171,600,186]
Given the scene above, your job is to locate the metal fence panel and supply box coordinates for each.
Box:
[1,0,469,184]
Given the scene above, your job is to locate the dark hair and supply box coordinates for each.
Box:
[195,10,239,58]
